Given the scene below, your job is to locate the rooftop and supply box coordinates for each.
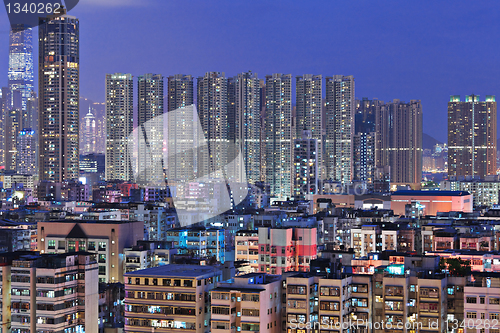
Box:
[392,190,470,197]
[124,264,220,278]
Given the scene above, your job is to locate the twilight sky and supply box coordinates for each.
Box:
[1,0,499,142]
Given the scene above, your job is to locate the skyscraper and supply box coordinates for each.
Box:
[38,12,80,182]
[353,132,377,184]
[228,72,261,184]
[197,72,228,179]
[448,95,497,178]
[296,74,322,179]
[353,98,381,185]
[137,74,164,185]
[5,108,20,172]
[325,75,355,184]
[83,107,96,155]
[293,129,318,198]
[16,129,36,175]
[167,74,194,111]
[355,97,379,133]
[166,74,195,182]
[265,73,292,198]
[105,73,134,182]
[0,87,9,168]
[376,99,423,188]
[8,24,34,113]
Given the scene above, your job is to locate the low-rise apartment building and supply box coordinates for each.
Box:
[235,230,259,274]
[38,220,143,283]
[211,273,282,333]
[258,227,317,274]
[0,251,99,333]
[124,264,222,333]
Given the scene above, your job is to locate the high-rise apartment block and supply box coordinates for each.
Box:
[197,72,228,179]
[353,132,377,184]
[228,72,261,184]
[166,74,196,182]
[5,108,20,171]
[296,74,322,178]
[8,24,34,112]
[16,128,36,175]
[38,12,80,182]
[105,73,134,181]
[354,98,381,185]
[293,129,318,198]
[325,75,355,184]
[137,74,164,185]
[265,74,292,198]
[448,95,497,178]
[376,99,423,188]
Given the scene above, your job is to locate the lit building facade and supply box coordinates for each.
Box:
[39,13,80,182]
[0,252,98,333]
[166,74,195,182]
[296,74,322,177]
[82,107,96,154]
[137,73,164,185]
[16,128,36,175]
[228,71,261,184]
[441,177,500,207]
[293,129,318,198]
[265,74,292,198]
[376,99,423,188]
[5,108,21,172]
[235,230,259,274]
[38,220,144,283]
[124,264,222,333]
[165,227,225,263]
[448,95,497,178]
[258,227,317,274]
[391,190,473,216]
[105,73,134,181]
[211,273,282,333]
[8,24,34,113]
[197,72,228,179]
[353,131,377,184]
[325,75,355,185]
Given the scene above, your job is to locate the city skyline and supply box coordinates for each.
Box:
[1,1,499,142]
[2,3,500,333]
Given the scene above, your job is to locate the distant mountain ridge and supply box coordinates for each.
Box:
[423,133,443,150]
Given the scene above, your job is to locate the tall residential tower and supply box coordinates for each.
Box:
[197,72,228,179]
[325,75,355,185]
[166,74,195,182]
[137,74,164,185]
[105,73,134,181]
[265,74,292,198]
[296,74,322,179]
[229,72,261,184]
[376,99,423,188]
[38,12,80,182]
[448,95,497,178]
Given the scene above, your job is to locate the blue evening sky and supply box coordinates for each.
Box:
[1,0,499,142]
